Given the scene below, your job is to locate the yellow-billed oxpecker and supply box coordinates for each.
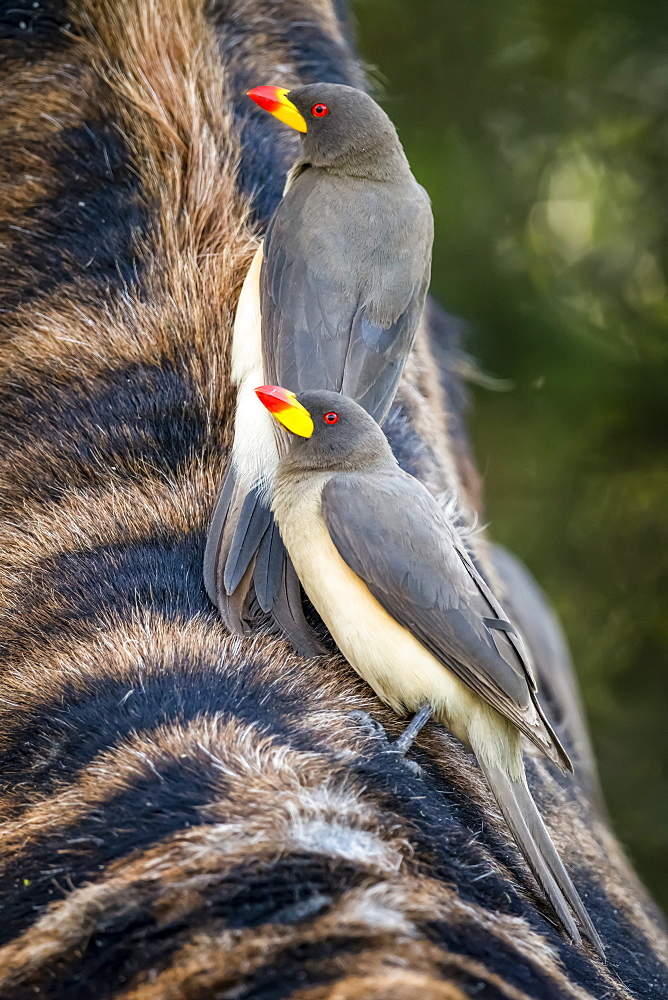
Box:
[203,84,434,653]
[255,384,604,956]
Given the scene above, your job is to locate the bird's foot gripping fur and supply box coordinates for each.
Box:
[393,704,433,755]
[347,708,432,776]
[347,710,388,741]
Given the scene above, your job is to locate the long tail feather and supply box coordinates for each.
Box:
[203,459,238,607]
[273,556,329,657]
[221,559,256,636]
[254,521,287,612]
[204,463,327,656]
[204,462,263,633]
[479,757,605,958]
[510,767,605,956]
[223,488,271,595]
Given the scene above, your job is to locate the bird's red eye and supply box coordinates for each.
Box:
[323,411,338,424]
[311,103,328,117]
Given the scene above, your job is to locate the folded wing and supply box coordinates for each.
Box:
[321,469,571,770]
[261,168,432,424]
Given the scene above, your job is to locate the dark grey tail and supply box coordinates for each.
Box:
[203,462,327,657]
[479,758,605,959]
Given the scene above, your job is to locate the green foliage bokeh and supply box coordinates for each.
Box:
[354,0,668,910]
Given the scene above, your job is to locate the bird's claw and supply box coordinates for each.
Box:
[347,711,424,776]
[390,752,423,776]
[346,710,388,741]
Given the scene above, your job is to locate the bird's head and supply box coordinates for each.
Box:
[246,83,405,177]
[255,386,395,473]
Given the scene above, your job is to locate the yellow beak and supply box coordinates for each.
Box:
[247,86,308,133]
[255,385,314,438]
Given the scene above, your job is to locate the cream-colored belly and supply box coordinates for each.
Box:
[275,484,506,755]
[230,242,277,498]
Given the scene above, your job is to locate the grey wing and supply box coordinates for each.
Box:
[261,172,431,425]
[321,471,570,768]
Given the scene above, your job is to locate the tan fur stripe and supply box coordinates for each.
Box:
[0,59,102,303]
[79,0,248,254]
[0,463,221,605]
[294,0,347,48]
[0,0,252,421]
[0,613,387,817]
[0,213,247,427]
[290,975,471,1000]
[113,879,598,1000]
[116,936,520,1000]
[0,857,618,1000]
[0,713,411,859]
[0,601,347,710]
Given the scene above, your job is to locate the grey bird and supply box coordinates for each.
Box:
[203,83,433,654]
[255,383,605,957]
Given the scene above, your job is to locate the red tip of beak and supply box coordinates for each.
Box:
[247,86,283,114]
[255,384,294,413]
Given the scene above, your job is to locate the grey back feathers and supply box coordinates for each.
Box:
[279,389,569,768]
[207,83,433,648]
[261,150,433,424]
[260,84,432,427]
[321,469,569,767]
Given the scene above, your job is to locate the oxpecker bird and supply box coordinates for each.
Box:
[255,384,604,956]
[204,84,434,654]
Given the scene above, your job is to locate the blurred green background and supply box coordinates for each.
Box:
[354,0,667,910]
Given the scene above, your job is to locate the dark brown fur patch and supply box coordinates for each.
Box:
[0,1,666,997]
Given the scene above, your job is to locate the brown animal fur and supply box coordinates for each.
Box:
[0,1,666,997]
